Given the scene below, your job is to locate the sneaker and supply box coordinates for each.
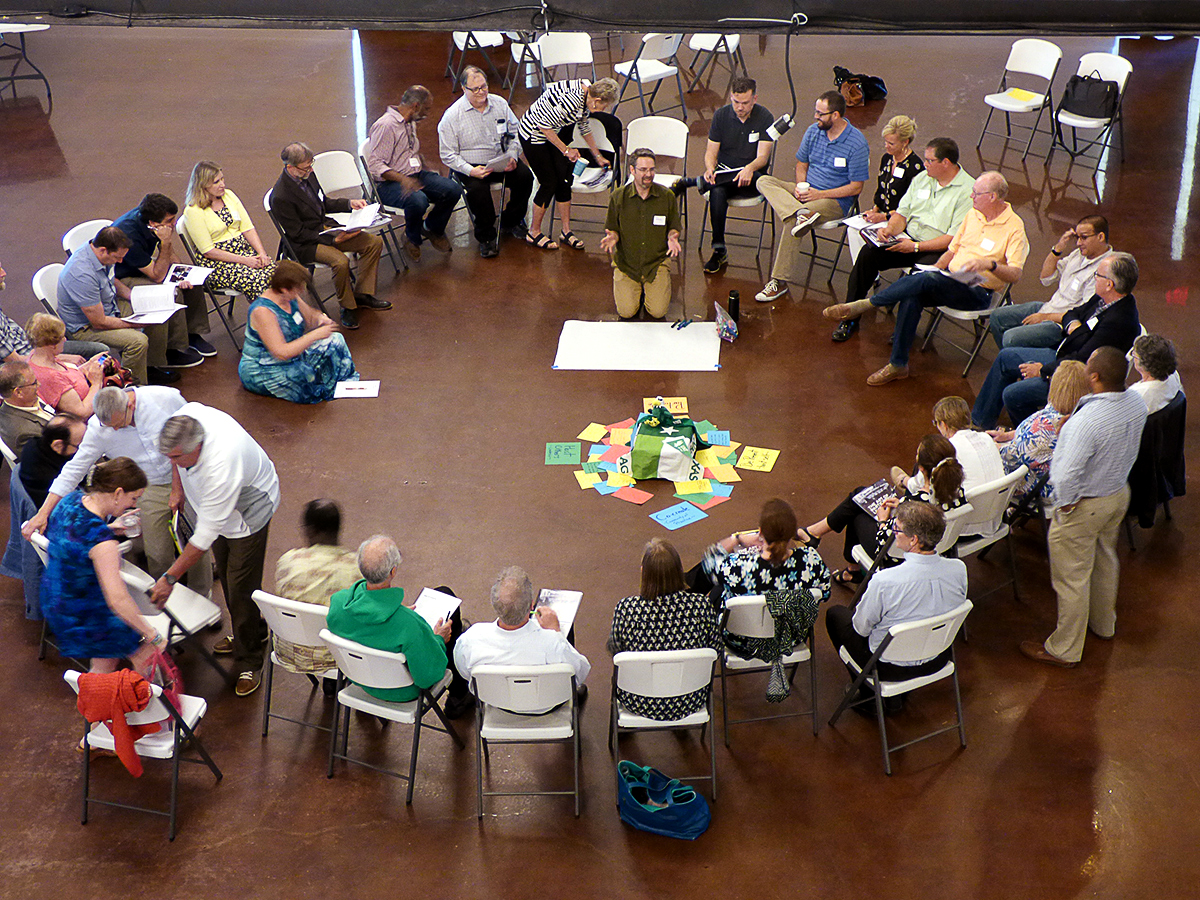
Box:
[165,347,204,369]
[213,635,234,655]
[790,210,821,236]
[866,363,910,386]
[340,308,360,330]
[423,230,452,253]
[501,219,528,239]
[479,238,500,259]
[188,334,218,357]
[235,670,263,697]
[147,366,180,385]
[354,293,392,310]
[702,248,728,274]
[669,176,696,197]
[831,318,860,342]
[823,298,875,321]
[755,279,789,302]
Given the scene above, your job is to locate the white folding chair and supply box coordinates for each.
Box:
[1047,51,1133,168]
[355,138,412,267]
[471,663,580,817]
[698,144,776,264]
[176,218,246,351]
[627,115,690,227]
[685,34,747,92]
[827,599,973,775]
[615,34,688,121]
[0,435,17,469]
[920,284,1014,377]
[262,189,339,314]
[61,218,112,257]
[537,32,596,83]
[504,30,544,100]
[0,23,53,114]
[548,116,622,234]
[976,38,1063,161]
[718,595,817,743]
[319,628,463,803]
[31,262,63,314]
[952,465,1029,600]
[64,670,222,840]
[446,31,508,91]
[801,196,861,277]
[312,149,407,273]
[852,502,976,575]
[251,590,337,737]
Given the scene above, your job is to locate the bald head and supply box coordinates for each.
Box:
[1086,346,1129,392]
[357,534,402,585]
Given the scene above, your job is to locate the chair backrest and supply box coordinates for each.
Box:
[0,436,17,467]
[723,595,775,639]
[537,32,593,70]
[636,32,683,63]
[880,599,973,664]
[64,669,172,726]
[613,649,717,698]
[32,263,64,313]
[1004,38,1062,80]
[28,528,49,565]
[470,663,575,712]
[626,115,688,160]
[959,465,1028,538]
[312,150,366,197]
[935,502,977,554]
[318,628,416,691]
[1076,52,1133,95]
[61,219,112,256]
[253,590,331,646]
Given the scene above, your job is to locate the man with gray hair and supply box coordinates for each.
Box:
[367,84,463,260]
[454,565,590,711]
[325,534,457,705]
[269,140,387,331]
[150,402,280,696]
[22,385,212,599]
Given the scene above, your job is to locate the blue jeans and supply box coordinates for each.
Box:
[989,301,1064,349]
[376,170,463,245]
[971,347,1058,428]
[869,271,992,368]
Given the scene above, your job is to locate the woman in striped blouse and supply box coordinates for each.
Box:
[518,77,618,250]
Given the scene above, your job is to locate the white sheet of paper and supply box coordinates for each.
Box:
[165,263,213,286]
[123,284,184,324]
[538,589,581,637]
[411,587,462,629]
[334,379,379,398]
[552,321,722,372]
[840,214,871,231]
[326,203,381,230]
[748,132,759,142]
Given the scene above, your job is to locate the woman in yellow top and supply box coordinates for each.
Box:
[180,160,276,298]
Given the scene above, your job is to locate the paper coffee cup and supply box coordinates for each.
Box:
[797,181,810,192]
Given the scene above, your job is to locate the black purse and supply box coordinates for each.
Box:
[1058,70,1119,120]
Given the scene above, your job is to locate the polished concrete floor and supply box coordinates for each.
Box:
[0,25,1196,899]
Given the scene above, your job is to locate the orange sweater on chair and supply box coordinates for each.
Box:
[76,670,158,776]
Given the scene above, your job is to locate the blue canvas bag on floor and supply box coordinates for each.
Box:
[617,760,711,840]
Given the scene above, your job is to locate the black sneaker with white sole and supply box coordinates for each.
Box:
[703,248,728,274]
[165,347,204,368]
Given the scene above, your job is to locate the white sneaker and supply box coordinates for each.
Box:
[755,279,789,302]
[791,210,821,236]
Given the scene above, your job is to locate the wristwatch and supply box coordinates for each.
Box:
[163,573,178,586]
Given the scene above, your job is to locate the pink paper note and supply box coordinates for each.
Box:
[614,486,653,505]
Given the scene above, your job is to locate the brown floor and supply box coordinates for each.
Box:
[1,26,1197,898]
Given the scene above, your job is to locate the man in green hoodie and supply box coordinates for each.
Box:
[326,534,453,702]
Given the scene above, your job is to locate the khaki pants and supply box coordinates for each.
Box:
[756,175,846,285]
[314,231,383,309]
[68,316,150,385]
[137,483,213,597]
[1045,486,1129,662]
[613,263,672,319]
[120,275,210,336]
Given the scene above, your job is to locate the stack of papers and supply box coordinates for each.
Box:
[124,284,184,325]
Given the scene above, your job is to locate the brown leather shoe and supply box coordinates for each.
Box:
[1019,640,1077,668]
[823,298,875,321]
[424,230,452,253]
[402,235,421,262]
[866,363,909,386]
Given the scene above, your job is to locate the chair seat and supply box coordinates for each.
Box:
[480,702,574,740]
[454,31,504,49]
[85,694,207,760]
[510,41,541,62]
[614,60,678,83]
[616,702,710,729]
[983,90,1046,113]
[726,194,765,207]
[840,646,956,696]
[935,304,998,322]
[335,682,424,724]
[1056,111,1112,129]
[688,34,740,53]
[955,523,1010,556]
[572,167,613,192]
[723,644,810,670]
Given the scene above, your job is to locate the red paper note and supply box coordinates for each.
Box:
[694,495,730,511]
[614,486,653,505]
[600,445,630,462]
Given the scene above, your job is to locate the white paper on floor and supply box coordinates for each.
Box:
[552,321,721,371]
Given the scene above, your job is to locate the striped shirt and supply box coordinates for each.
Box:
[1050,390,1147,508]
[518,79,591,144]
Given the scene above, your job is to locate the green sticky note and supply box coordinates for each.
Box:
[693,419,717,434]
[545,442,581,465]
[581,461,601,474]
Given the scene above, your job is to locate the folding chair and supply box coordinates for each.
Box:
[627,115,690,227]
[685,34,747,93]
[61,219,112,257]
[472,664,580,817]
[64,670,222,840]
[698,144,776,264]
[312,149,407,273]
[251,590,337,736]
[919,284,1014,377]
[615,34,688,121]
[828,599,973,775]
[976,38,1063,161]
[446,32,508,91]
[319,629,464,803]
[801,197,861,278]
[1124,391,1187,548]
[504,31,544,101]
[951,465,1029,601]
[537,32,596,83]
[718,596,817,743]
[262,189,338,314]
[550,113,623,234]
[1047,51,1133,169]
[356,138,411,267]
[609,648,718,800]
[176,220,246,351]
[31,263,63,314]
[851,503,976,597]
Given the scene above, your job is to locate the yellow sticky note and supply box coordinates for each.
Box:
[674,479,713,495]
[708,463,741,483]
[736,446,780,472]
[642,396,689,414]
[607,472,636,487]
[574,470,602,489]
[609,427,632,446]
[695,448,721,468]
[725,440,742,451]
[577,422,608,442]
[1005,87,1038,103]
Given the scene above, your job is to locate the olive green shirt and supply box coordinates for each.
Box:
[605,182,682,283]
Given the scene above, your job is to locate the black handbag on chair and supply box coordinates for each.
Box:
[1058,70,1119,119]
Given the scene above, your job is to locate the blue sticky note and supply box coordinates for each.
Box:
[597,461,619,472]
[589,443,609,457]
[593,482,620,495]
[710,482,734,497]
[650,501,710,531]
[705,430,730,446]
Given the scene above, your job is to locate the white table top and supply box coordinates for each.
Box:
[0,23,51,36]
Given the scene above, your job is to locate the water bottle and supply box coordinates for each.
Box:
[728,290,740,322]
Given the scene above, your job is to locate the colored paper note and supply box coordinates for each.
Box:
[574,470,601,489]
[600,444,629,463]
[725,440,742,451]
[704,430,730,446]
[545,442,581,465]
[676,491,714,505]
[606,417,635,430]
[695,448,721,468]
[650,501,709,530]
[693,419,716,435]
[589,443,609,457]
[710,482,734,498]
[674,479,712,495]
[694,495,731,511]
[597,461,619,472]
[593,482,620,495]
[717,451,738,466]
[609,427,633,446]
[642,396,689,414]
[607,473,636,487]
[736,446,780,472]
[614,486,654,505]
[581,461,601,474]
[707,463,741,483]
[577,422,608,442]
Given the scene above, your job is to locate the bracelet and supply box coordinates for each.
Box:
[143,630,162,645]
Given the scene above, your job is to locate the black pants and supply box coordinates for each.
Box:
[825,604,951,681]
[845,243,942,305]
[211,520,271,671]
[431,585,470,700]
[455,162,534,241]
[698,173,761,248]
[522,136,574,207]
[826,488,887,565]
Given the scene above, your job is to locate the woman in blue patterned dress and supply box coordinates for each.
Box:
[238,260,357,404]
[40,457,168,672]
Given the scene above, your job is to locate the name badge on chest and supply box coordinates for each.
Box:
[653,214,667,226]
[980,237,996,252]
[834,157,847,167]
[748,132,759,142]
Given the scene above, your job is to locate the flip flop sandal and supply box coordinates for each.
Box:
[525,231,558,250]
[833,567,865,587]
[559,230,586,250]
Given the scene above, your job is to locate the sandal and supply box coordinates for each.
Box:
[796,527,820,549]
[559,230,585,251]
[833,567,864,587]
[525,231,558,250]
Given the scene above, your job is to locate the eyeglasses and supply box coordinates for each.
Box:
[922,156,938,165]
[1095,273,1114,283]
[891,521,907,534]
[970,190,994,198]
[814,110,835,119]
[1074,231,1096,240]
[464,84,488,94]
[19,378,38,389]
[290,162,314,173]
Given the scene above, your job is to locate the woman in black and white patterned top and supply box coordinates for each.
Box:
[862,115,924,223]
[518,77,618,251]
[608,538,720,721]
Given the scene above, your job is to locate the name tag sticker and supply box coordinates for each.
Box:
[1086,315,1100,330]
[748,132,759,142]
[893,166,904,178]
[409,156,420,169]
[834,157,847,167]
[497,121,507,133]
[980,237,996,252]
[1070,277,1081,291]
[317,189,325,202]
[293,311,304,324]
[917,189,930,199]
[652,215,667,226]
